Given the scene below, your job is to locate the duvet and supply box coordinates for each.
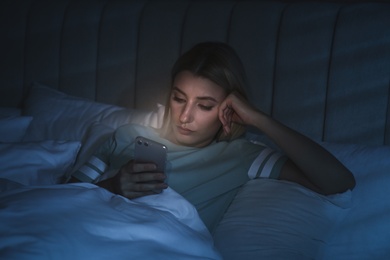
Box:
[0,179,222,259]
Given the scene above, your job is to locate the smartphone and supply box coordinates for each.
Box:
[134,136,168,175]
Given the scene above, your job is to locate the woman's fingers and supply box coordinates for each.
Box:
[220,98,242,135]
[219,92,260,131]
[117,161,168,199]
[219,100,233,134]
[128,171,167,183]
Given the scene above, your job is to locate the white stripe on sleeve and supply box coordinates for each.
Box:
[78,165,102,181]
[88,156,108,173]
[259,152,283,178]
[248,148,273,179]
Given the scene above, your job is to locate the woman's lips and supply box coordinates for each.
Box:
[177,126,193,135]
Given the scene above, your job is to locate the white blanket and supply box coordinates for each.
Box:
[0,179,222,259]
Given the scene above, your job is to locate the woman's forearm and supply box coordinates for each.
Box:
[252,111,355,194]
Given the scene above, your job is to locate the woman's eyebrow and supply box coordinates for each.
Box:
[197,96,218,102]
[172,87,218,103]
[172,87,186,96]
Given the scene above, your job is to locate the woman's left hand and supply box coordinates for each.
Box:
[218,91,260,135]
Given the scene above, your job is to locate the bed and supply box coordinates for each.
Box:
[1,0,390,259]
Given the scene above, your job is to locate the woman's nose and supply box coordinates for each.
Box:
[179,105,193,124]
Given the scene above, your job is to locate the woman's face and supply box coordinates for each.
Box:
[166,71,227,148]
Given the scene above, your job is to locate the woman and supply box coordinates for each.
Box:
[70,42,355,232]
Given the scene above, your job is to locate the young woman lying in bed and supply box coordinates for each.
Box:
[70,42,355,232]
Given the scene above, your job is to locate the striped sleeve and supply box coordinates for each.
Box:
[248,147,288,180]
[72,155,109,183]
[71,132,117,183]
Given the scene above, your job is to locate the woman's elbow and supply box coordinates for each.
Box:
[326,171,356,195]
[345,172,356,191]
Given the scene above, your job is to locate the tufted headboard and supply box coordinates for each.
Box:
[1,0,389,145]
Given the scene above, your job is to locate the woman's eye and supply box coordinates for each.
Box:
[199,104,213,111]
[173,96,185,103]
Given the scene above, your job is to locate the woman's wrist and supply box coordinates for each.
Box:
[250,110,270,131]
[96,174,122,195]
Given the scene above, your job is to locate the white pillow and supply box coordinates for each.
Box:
[23,83,165,142]
[0,140,81,186]
[213,179,351,259]
[316,142,390,259]
[23,83,127,142]
[215,140,390,259]
[0,116,33,142]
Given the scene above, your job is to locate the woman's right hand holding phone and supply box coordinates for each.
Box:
[112,160,168,199]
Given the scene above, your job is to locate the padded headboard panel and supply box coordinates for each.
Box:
[1,0,389,145]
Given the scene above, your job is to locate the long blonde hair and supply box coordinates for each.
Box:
[162,42,249,142]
